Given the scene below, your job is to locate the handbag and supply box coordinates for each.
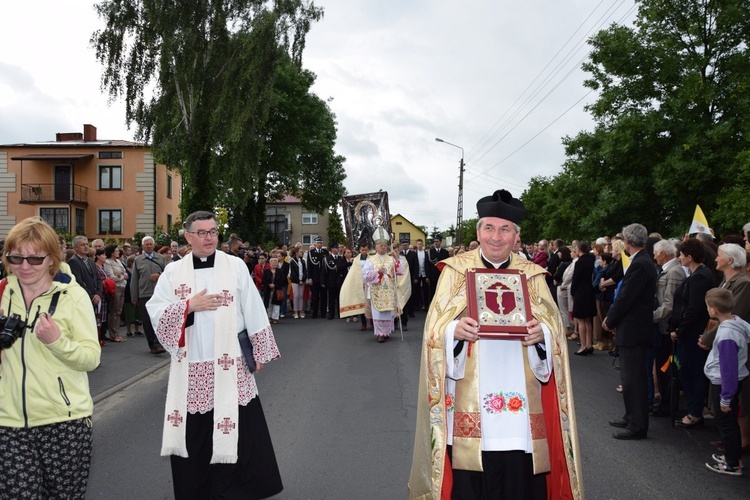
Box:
[275,289,284,302]
[237,329,256,373]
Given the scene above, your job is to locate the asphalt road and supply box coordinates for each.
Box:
[87,313,748,499]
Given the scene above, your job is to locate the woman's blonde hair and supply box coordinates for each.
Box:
[3,217,62,277]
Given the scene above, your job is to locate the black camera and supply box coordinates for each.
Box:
[0,314,28,350]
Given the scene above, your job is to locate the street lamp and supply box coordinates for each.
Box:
[435,137,465,246]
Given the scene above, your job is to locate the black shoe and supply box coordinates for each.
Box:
[608,419,628,428]
[134,331,144,336]
[312,315,318,319]
[126,332,134,337]
[574,349,589,356]
[403,327,409,331]
[377,336,385,343]
[150,347,166,355]
[675,415,705,428]
[613,428,647,440]
[585,346,595,354]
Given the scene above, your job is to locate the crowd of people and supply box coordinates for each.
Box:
[3,206,749,498]
[522,225,750,476]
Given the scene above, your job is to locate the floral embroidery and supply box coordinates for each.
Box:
[445,393,454,412]
[482,391,526,414]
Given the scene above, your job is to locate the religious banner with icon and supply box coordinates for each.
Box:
[465,268,532,339]
[341,191,392,251]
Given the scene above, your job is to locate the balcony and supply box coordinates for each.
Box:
[20,184,88,206]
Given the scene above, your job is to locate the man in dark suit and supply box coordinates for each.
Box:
[427,235,450,306]
[603,223,657,439]
[68,235,103,312]
[307,237,327,318]
[321,243,346,319]
[413,239,432,310]
[401,238,419,318]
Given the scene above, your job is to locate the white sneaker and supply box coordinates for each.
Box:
[706,461,742,476]
[712,454,743,469]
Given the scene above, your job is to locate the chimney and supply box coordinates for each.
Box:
[56,132,83,142]
[83,124,97,142]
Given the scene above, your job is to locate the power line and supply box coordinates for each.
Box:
[465,2,638,184]
[467,0,613,161]
[467,1,634,167]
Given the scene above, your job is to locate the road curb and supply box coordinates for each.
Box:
[93,358,171,404]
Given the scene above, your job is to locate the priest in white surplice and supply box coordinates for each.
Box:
[147,211,283,500]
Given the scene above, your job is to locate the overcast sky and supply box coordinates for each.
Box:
[0,0,637,233]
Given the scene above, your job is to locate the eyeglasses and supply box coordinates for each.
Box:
[6,254,49,265]
[186,228,219,238]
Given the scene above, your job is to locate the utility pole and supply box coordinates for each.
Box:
[435,137,465,245]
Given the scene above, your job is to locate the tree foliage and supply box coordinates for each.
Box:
[90,0,343,242]
[326,208,346,246]
[227,54,346,239]
[521,0,750,242]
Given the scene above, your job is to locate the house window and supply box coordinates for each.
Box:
[75,208,85,235]
[167,213,173,229]
[40,208,69,232]
[302,213,318,224]
[99,166,122,190]
[399,233,410,243]
[99,151,123,159]
[167,174,173,199]
[302,234,318,245]
[99,209,122,234]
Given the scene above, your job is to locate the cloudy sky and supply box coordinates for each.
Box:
[0,0,637,232]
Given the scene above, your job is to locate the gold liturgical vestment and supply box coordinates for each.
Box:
[408,250,583,499]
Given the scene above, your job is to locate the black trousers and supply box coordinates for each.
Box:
[326,285,340,318]
[171,398,283,500]
[138,298,162,350]
[311,281,327,317]
[619,344,649,433]
[712,380,744,467]
[416,277,430,309]
[447,447,546,500]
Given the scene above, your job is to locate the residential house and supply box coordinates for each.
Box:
[265,195,330,246]
[391,213,426,245]
[0,124,181,240]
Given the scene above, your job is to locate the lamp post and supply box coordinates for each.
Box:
[435,137,465,246]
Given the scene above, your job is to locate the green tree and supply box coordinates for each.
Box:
[227,54,346,240]
[326,208,346,247]
[461,217,479,246]
[523,0,750,238]
[91,0,323,219]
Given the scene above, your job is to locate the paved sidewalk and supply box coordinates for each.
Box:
[88,326,169,403]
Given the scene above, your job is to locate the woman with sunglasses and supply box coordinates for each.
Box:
[0,217,101,499]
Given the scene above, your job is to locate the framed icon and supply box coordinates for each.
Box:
[465,268,532,339]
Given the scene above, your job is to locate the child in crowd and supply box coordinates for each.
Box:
[703,288,750,476]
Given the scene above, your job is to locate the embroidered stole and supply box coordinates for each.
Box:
[161,252,240,463]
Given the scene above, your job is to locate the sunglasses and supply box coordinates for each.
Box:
[6,254,49,266]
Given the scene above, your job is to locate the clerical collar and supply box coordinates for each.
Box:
[192,252,216,269]
[480,249,510,269]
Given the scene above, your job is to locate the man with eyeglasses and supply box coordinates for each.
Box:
[131,236,167,354]
[68,236,103,320]
[146,211,283,499]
